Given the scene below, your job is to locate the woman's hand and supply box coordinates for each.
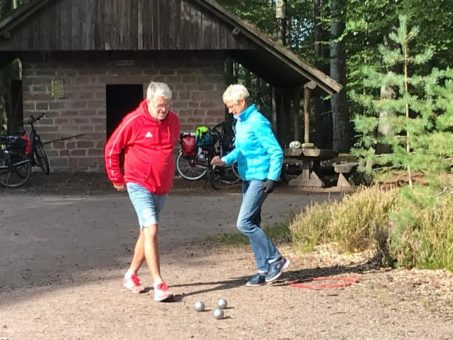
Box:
[210,156,226,167]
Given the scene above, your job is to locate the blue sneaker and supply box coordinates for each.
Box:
[246,273,267,286]
[265,257,290,282]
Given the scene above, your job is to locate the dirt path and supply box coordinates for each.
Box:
[0,174,452,339]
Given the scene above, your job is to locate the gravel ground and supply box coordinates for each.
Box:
[0,172,451,339]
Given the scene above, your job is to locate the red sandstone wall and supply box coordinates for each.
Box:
[21,52,226,172]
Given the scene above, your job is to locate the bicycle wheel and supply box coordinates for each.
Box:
[220,164,241,185]
[176,153,207,180]
[34,137,50,174]
[0,153,32,188]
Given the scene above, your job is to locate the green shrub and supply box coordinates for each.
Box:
[389,186,453,270]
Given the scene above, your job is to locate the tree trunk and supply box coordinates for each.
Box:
[276,0,287,45]
[330,0,351,152]
[376,84,395,154]
[313,0,331,148]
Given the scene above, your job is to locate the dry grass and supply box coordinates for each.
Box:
[289,184,452,271]
[290,186,398,253]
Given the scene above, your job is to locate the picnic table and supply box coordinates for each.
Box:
[284,147,339,187]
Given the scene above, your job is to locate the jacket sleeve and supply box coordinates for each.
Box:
[221,147,239,166]
[104,119,134,185]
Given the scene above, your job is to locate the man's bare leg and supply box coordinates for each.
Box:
[142,224,163,284]
[143,224,172,301]
[123,231,146,293]
[128,231,145,274]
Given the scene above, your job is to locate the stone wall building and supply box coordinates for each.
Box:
[22,51,226,171]
[0,0,340,172]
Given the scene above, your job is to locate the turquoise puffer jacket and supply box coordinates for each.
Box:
[222,104,283,181]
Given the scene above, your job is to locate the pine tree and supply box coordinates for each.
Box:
[351,15,453,188]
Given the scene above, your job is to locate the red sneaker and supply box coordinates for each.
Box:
[154,282,173,302]
[123,273,145,294]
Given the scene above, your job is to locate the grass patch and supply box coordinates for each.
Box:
[215,231,248,247]
[211,221,292,248]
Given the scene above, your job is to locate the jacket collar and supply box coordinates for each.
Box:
[236,104,256,122]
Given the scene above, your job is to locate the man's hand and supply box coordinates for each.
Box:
[113,183,126,192]
[210,156,226,167]
[261,179,276,193]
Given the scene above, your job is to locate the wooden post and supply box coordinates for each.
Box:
[225,57,235,86]
[303,81,316,148]
[271,87,277,132]
[293,88,300,141]
[224,57,236,120]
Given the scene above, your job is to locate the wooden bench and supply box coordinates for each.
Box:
[333,162,359,188]
[285,148,339,187]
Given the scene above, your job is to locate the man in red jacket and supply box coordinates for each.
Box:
[105,81,180,302]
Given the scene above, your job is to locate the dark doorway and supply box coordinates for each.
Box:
[106,84,144,138]
[8,79,23,134]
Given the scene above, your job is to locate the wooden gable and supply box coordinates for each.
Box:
[0,0,255,51]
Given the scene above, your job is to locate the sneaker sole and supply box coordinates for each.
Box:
[154,293,174,302]
[124,284,145,294]
[245,281,266,287]
[265,259,290,283]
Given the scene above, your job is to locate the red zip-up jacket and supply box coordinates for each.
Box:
[104,100,180,195]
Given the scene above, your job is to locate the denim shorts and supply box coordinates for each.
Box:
[126,182,167,229]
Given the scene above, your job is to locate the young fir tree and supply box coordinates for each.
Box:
[351,15,453,188]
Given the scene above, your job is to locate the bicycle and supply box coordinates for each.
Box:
[23,112,50,174]
[0,135,32,188]
[176,121,240,189]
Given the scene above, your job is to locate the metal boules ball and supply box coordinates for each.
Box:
[217,298,228,309]
[194,301,205,312]
[213,307,224,319]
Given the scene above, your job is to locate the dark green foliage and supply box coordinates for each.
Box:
[0,0,31,19]
[216,0,316,60]
[351,16,453,186]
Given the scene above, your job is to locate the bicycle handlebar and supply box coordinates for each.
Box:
[27,111,47,125]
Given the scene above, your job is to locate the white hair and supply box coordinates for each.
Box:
[146,81,172,101]
[222,84,250,104]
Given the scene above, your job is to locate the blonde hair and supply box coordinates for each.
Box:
[146,81,172,101]
[222,84,250,104]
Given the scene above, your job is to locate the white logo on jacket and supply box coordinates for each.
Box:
[145,132,153,138]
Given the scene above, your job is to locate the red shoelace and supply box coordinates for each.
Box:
[131,274,141,286]
[156,282,169,291]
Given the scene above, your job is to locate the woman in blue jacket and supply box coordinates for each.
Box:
[211,84,290,286]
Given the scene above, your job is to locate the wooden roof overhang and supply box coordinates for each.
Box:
[194,0,341,95]
[0,0,341,95]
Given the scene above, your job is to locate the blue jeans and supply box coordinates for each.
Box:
[237,180,281,273]
[126,182,167,229]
